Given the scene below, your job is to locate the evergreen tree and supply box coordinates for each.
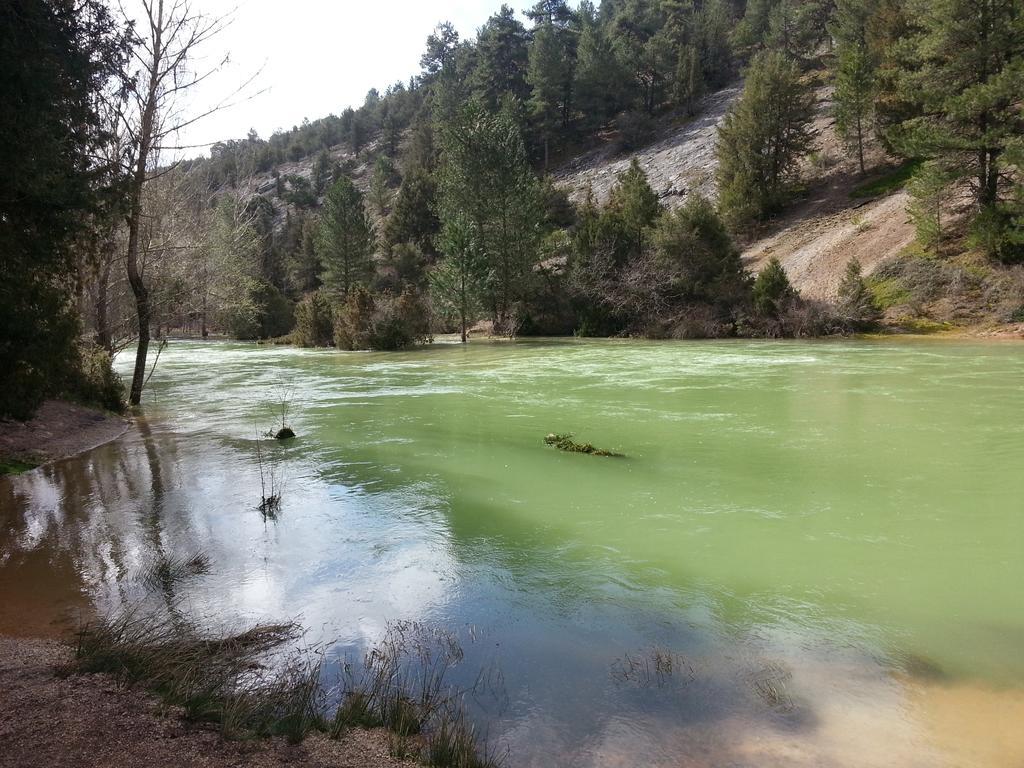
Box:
[673,44,705,113]
[528,22,570,168]
[317,177,374,298]
[907,161,953,251]
[312,150,331,195]
[892,0,1024,256]
[696,0,734,87]
[836,258,880,326]
[438,100,542,334]
[0,0,127,418]
[420,22,460,79]
[752,257,795,317]
[716,50,816,228]
[383,169,440,251]
[471,5,530,109]
[575,3,628,128]
[368,157,394,217]
[832,0,877,174]
[432,215,487,342]
[651,194,751,311]
[608,159,663,259]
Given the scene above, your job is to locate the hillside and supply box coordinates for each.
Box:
[551,83,915,303]
[230,77,1021,336]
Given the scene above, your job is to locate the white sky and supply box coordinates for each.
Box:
[148,0,520,157]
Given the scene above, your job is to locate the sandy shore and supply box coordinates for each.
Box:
[0,636,414,768]
[0,400,130,473]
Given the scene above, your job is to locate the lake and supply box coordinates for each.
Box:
[2,338,1022,766]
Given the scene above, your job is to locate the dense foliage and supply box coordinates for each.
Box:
[0,0,127,418]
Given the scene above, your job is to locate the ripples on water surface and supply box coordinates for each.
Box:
[2,338,1023,767]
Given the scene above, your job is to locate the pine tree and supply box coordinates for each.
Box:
[836,258,880,326]
[471,5,530,109]
[893,0,1024,219]
[312,150,331,196]
[652,195,750,308]
[438,100,542,334]
[673,44,704,113]
[383,169,440,251]
[716,50,816,228]
[832,0,877,174]
[575,4,627,128]
[608,159,663,258]
[752,257,795,317]
[432,215,486,343]
[907,161,952,251]
[316,177,374,298]
[527,22,570,168]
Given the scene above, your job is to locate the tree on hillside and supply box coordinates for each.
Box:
[438,100,542,335]
[650,195,751,314]
[673,44,705,113]
[716,50,816,229]
[471,5,530,109]
[752,257,796,317]
[836,258,880,326]
[420,22,460,79]
[383,169,440,252]
[832,0,878,174]
[575,3,628,129]
[891,0,1024,260]
[607,159,663,260]
[317,177,374,298]
[528,21,571,168]
[907,161,953,251]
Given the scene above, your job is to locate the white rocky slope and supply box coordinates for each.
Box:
[552,83,916,301]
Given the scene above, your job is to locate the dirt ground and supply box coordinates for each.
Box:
[0,636,414,768]
[0,401,129,471]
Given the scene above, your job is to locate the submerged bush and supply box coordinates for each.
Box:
[293,290,334,347]
[334,287,431,351]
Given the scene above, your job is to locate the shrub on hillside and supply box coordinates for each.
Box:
[614,111,655,152]
[837,259,882,329]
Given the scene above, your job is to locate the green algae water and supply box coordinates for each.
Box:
[2,338,1023,766]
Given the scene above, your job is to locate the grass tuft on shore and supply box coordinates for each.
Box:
[72,611,503,764]
[74,609,321,742]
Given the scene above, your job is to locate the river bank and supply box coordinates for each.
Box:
[0,635,412,768]
[0,400,129,475]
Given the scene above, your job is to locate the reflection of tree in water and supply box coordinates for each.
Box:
[0,419,210,630]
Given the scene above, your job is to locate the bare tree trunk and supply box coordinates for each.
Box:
[125,1,162,406]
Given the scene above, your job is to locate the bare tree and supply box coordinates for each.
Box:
[116,0,247,405]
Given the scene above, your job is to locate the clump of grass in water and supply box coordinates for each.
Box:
[750,661,796,712]
[544,433,623,457]
[255,430,284,518]
[611,647,694,689]
[74,608,321,742]
[137,552,211,592]
[331,621,503,767]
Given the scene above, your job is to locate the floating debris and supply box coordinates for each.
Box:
[544,433,623,457]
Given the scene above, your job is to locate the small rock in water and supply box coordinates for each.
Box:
[274,427,296,440]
